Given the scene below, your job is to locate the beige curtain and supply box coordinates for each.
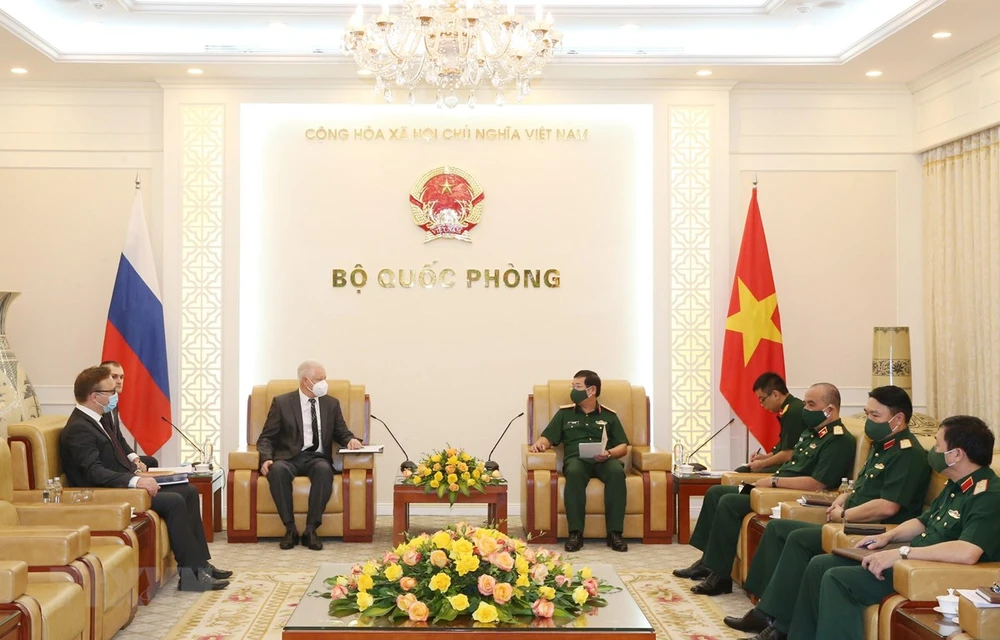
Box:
[924,126,1000,425]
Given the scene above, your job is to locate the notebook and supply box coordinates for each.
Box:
[831,543,905,562]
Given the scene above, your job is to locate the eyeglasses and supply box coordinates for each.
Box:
[756,394,771,406]
[93,389,116,395]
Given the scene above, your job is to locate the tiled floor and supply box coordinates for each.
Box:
[114,515,753,639]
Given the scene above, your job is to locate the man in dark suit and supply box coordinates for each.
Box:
[59,365,231,592]
[100,360,159,471]
[257,360,363,551]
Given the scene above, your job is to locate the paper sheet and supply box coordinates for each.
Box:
[339,445,384,454]
[957,589,1000,608]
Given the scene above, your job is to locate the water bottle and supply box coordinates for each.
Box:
[202,438,214,467]
[42,479,54,503]
[52,477,63,503]
[838,477,851,494]
[847,479,855,491]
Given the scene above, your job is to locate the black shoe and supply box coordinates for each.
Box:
[724,609,769,633]
[206,563,233,580]
[606,532,628,552]
[178,568,229,592]
[279,529,299,550]
[673,557,711,580]
[302,529,323,551]
[691,572,733,596]
[742,625,786,640]
[564,531,584,552]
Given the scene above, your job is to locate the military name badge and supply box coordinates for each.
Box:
[833,425,844,435]
[900,439,912,449]
[566,420,579,430]
[975,479,988,495]
[410,166,485,243]
[947,509,961,519]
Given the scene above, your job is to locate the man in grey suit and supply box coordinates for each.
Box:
[257,361,363,550]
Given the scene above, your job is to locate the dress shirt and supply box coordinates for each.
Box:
[115,411,141,464]
[298,389,322,453]
[75,404,140,488]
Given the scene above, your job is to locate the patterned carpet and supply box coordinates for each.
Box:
[163,569,746,640]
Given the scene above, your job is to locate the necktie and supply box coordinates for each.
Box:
[305,398,319,452]
[102,413,134,470]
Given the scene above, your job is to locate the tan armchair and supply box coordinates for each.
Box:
[0,439,138,640]
[7,418,170,605]
[227,379,376,543]
[520,380,672,544]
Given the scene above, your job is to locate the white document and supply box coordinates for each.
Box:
[578,442,605,460]
[338,444,384,454]
[150,466,196,474]
[957,589,1000,608]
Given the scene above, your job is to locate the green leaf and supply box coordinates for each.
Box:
[449,490,457,505]
[460,484,471,497]
[437,483,446,499]
[553,608,575,619]
[364,605,395,617]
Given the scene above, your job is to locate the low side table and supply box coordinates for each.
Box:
[890,604,964,640]
[0,611,22,640]
[674,473,722,544]
[189,469,225,543]
[393,480,508,546]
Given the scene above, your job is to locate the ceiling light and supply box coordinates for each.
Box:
[620,23,640,31]
[696,70,713,77]
[269,21,287,29]
[10,67,27,75]
[865,70,882,77]
[187,68,204,75]
[932,31,952,39]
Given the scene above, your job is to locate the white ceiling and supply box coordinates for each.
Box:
[0,0,997,85]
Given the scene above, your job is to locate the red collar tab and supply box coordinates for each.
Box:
[818,426,829,438]
[883,439,896,451]
[961,476,975,493]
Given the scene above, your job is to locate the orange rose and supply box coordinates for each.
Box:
[583,577,599,597]
[400,577,417,591]
[430,550,449,568]
[493,551,514,572]
[477,574,496,596]
[493,582,514,605]
[532,598,555,618]
[329,585,349,600]
[401,550,422,566]
[396,593,418,612]
[530,564,549,584]
[408,601,430,622]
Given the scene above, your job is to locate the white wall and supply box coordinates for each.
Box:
[728,86,924,460]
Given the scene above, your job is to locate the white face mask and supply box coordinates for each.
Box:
[310,379,328,398]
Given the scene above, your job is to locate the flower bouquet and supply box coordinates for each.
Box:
[400,446,506,505]
[321,524,617,625]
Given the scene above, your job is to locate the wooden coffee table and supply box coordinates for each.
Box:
[890,604,964,640]
[674,472,722,544]
[393,480,508,546]
[283,563,654,639]
[0,611,22,640]
[188,469,224,542]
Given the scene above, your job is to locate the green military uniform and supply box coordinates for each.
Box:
[736,395,808,474]
[747,429,930,626]
[691,419,856,576]
[540,403,630,534]
[786,466,1000,640]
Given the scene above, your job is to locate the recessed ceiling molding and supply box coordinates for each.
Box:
[117,0,788,17]
[836,0,947,61]
[908,33,1000,92]
[0,14,59,60]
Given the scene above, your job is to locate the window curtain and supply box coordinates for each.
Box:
[924,126,1000,424]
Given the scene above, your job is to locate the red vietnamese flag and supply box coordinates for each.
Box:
[720,187,786,451]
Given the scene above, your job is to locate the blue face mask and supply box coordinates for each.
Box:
[100,392,119,414]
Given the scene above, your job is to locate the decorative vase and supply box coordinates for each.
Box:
[869,326,937,436]
[0,292,42,435]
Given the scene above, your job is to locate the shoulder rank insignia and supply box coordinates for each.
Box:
[947,509,961,519]
[833,425,844,436]
[961,476,975,493]
[883,439,895,450]
[779,404,790,417]
[975,479,988,495]
[900,439,912,449]
[559,403,575,409]
[818,426,829,438]
[874,463,885,470]
[599,404,617,414]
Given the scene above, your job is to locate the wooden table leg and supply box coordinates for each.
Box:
[393,492,406,546]
[678,487,692,545]
[496,492,508,534]
[213,484,223,533]
[194,481,214,543]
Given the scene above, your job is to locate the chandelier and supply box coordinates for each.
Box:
[344,1,561,108]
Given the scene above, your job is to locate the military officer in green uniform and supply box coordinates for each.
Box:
[529,370,630,553]
[735,373,807,474]
[725,386,930,637]
[673,383,856,596]
[757,415,1000,640]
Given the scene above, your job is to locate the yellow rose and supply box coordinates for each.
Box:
[455,553,481,576]
[466,477,476,486]
[447,473,459,484]
[413,476,424,485]
[362,562,378,576]
[539,586,556,600]
[384,563,403,582]
[429,572,452,592]
[472,602,499,624]
[429,480,440,489]
[336,576,349,586]
[573,586,588,605]
[462,471,471,480]
[461,452,471,461]
[357,591,374,611]
[580,567,592,580]
[357,574,374,592]
[416,465,427,475]
[515,555,530,574]
[432,530,453,550]
[422,467,432,477]
[513,539,527,554]
[447,456,459,465]
[516,572,530,588]
[394,543,408,556]
[452,538,474,556]
[431,454,441,462]
[473,469,481,479]
[448,594,470,612]
[434,471,444,482]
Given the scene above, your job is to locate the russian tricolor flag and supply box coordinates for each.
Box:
[101,191,171,455]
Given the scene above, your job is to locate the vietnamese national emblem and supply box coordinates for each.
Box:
[409,166,485,242]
